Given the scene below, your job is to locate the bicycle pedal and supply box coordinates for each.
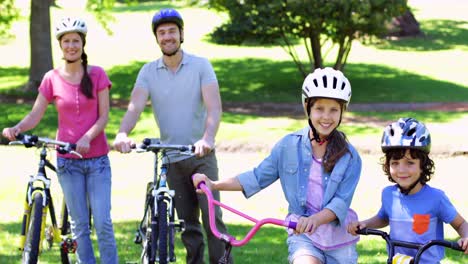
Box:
[61,237,77,253]
[134,231,142,244]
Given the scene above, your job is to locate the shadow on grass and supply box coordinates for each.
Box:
[2,60,467,105]
[105,60,468,104]
[372,19,468,51]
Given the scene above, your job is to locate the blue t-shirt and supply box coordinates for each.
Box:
[377,184,458,263]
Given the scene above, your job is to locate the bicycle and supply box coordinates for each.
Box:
[133,138,194,264]
[8,134,82,264]
[194,179,297,264]
[356,227,465,264]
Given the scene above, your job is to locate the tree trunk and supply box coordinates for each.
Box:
[24,0,53,93]
[387,10,423,38]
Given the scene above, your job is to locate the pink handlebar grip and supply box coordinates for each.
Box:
[192,175,297,247]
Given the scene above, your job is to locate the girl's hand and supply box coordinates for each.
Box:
[295,215,319,235]
[347,221,366,236]
[76,135,91,154]
[458,237,468,254]
[192,173,212,194]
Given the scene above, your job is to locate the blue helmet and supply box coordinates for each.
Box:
[152,8,184,34]
[381,117,431,153]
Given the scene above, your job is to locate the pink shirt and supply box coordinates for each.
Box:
[38,66,111,159]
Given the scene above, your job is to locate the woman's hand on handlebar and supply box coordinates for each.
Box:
[2,126,21,141]
[113,132,134,153]
[192,173,213,193]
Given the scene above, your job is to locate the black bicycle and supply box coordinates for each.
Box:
[356,227,465,263]
[133,138,194,264]
[9,134,81,264]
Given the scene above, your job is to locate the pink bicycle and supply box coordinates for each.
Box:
[194,179,297,263]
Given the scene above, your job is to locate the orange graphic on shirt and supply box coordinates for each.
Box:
[413,214,430,235]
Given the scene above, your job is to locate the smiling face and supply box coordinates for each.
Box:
[155,23,183,56]
[308,98,342,139]
[59,32,83,63]
[389,149,423,194]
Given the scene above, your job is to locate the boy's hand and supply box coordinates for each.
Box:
[347,221,366,236]
[458,237,468,254]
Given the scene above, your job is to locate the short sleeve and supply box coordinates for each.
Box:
[91,66,112,92]
[438,190,458,223]
[38,70,54,102]
[377,188,389,220]
[134,63,151,92]
[199,58,217,87]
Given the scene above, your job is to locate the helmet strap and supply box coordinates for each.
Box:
[398,178,421,195]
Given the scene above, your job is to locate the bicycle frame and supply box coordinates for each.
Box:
[11,134,80,264]
[356,228,464,264]
[194,180,297,263]
[134,138,193,264]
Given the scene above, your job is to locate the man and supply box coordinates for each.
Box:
[113,8,231,264]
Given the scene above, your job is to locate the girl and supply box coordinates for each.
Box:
[2,17,118,263]
[193,67,362,264]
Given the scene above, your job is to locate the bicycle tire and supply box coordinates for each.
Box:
[22,192,44,264]
[157,199,168,264]
[142,199,155,264]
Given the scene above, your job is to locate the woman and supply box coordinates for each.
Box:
[2,17,118,263]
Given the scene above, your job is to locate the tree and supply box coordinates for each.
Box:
[0,0,19,38]
[205,0,409,76]
[25,0,54,92]
[1,0,116,93]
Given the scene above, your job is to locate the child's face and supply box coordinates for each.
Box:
[309,98,341,138]
[389,149,422,194]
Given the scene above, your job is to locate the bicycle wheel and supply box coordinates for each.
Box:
[22,192,44,264]
[141,199,155,264]
[157,199,168,264]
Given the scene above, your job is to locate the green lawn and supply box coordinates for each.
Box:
[1,0,468,263]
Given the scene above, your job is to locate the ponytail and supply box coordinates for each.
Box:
[323,130,349,172]
[79,33,93,99]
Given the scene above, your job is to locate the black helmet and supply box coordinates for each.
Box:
[152,8,184,35]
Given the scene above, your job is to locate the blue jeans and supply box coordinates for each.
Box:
[57,155,118,264]
[287,233,358,264]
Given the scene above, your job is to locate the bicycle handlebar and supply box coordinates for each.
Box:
[194,179,296,247]
[133,138,195,154]
[356,227,463,263]
[9,134,82,158]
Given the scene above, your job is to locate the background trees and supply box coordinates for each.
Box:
[207,0,409,76]
[1,0,116,92]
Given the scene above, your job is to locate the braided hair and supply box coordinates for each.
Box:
[78,32,93,99]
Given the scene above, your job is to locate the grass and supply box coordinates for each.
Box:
[0,221,465,263]
[1,0,468,263]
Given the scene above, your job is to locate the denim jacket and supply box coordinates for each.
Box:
[237,127,362,226]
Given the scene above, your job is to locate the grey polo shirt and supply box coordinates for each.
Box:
[134,51,218,162]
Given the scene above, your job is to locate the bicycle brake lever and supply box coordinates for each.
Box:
[70,150,83,159]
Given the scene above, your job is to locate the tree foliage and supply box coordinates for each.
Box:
[0,0,19,38]
[1,0,117,92]
[207,0,409,76]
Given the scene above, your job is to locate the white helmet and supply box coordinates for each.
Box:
[55,17,87,40]
[301,67,352,116]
